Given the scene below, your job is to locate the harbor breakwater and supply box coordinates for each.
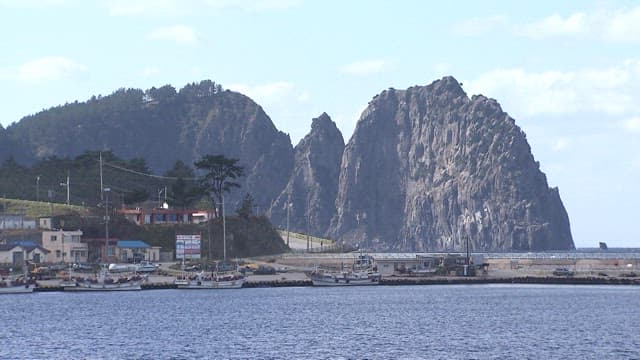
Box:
[33,275,639,292]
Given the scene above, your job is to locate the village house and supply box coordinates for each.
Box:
[83,238,161,263]
[118,208,211,225]
[41,229,87,264]
[0,241,50,267]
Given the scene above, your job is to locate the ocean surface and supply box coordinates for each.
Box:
[1,284,639,359]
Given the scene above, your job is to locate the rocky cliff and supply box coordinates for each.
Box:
[268,113,345,237]
[4,82,293,209]
[1,77,574,251]
[328,77,574,251]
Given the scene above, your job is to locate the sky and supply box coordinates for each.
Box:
[1,0,639,248]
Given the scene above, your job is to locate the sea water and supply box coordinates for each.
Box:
[1,284,639,359]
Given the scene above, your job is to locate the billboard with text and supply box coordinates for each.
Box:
[176,234,201,260]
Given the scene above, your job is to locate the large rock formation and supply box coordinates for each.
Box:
[0,77,574,251]
[328,77,574,251]
[4,82,293,209]
[268,113,345,237]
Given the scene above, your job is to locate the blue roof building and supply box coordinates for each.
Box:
[117,240,151,249]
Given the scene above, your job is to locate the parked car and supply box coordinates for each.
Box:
[552,268,574,276]
[128,253,145,263]
[184,264,200,272]
[254,265,276,275]
[72,263,95,272]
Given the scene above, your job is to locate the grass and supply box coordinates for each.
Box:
[0,197,88,218]
[277,230,335,246]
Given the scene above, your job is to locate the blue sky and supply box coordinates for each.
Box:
[1,0,639,248]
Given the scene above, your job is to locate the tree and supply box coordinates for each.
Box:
[236,193,254,218]
[194,155,244,217]
[165,160,201,209]
[170,177,203,209]
[124,189,150,205]
[165,160,195,179]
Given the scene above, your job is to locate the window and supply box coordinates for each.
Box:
[51,235,57,242]
[56,250,61,258]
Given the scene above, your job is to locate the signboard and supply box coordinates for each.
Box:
[176,234,201,260]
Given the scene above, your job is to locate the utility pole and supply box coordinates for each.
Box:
[104,188,110,262]
[286,202,291,247]
[222,194,226,262]
[59,173,69,205]
[99,152,104,202]
[36,176,41,202]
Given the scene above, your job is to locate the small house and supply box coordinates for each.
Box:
[0,241,50,266]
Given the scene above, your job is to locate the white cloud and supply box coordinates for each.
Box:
[452,15,508,36]
[520,13,587,39]
[228,81,295,103]
[297,91,310,103]
[139,66,161,78]
[603,6,640,42]
[339,59,388,76]
[148,25,199,45]
[17,56,86,81]
[465,60,640,117]
[103,0,301,15]
[517,6,640,42]
[203,0,302,12]
[103,0,183,16]
[453,6,640,42]
[0,0,68,8]
[623,117,640,132]
[551,137,571,152]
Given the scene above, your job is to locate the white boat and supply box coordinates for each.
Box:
[175,261,246,289]
[309,254,381,286]
[64,270,143,291]
[309,269,381,286]
[175,270,245,289]
[0,277,35,294]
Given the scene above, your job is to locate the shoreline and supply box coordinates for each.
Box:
[33,274,640,292]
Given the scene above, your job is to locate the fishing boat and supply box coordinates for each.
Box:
[175,262,245,289]
[309,254,381,286]
[0,277,35,294]
[64,269,143,291]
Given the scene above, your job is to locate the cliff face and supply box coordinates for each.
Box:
[4,85,293,209]
[179,91,294,211]
[1,77,574,251]
[328,77,574,251]
[268,113,345,237]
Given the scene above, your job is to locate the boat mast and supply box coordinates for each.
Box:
[222,194,226,262]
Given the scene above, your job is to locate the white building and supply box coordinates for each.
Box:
[41,229,87,263]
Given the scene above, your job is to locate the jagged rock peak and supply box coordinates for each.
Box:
[329,77,574,251]
[268,113,345,237]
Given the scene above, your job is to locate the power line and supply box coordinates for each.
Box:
[100,160,199,181]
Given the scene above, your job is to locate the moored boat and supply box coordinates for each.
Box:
[64,269,143,291]
[175,269,245,289]
[309,253,381,286]
[0,277,35,294]
[175,261,245,289]
[309,269,381,286]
